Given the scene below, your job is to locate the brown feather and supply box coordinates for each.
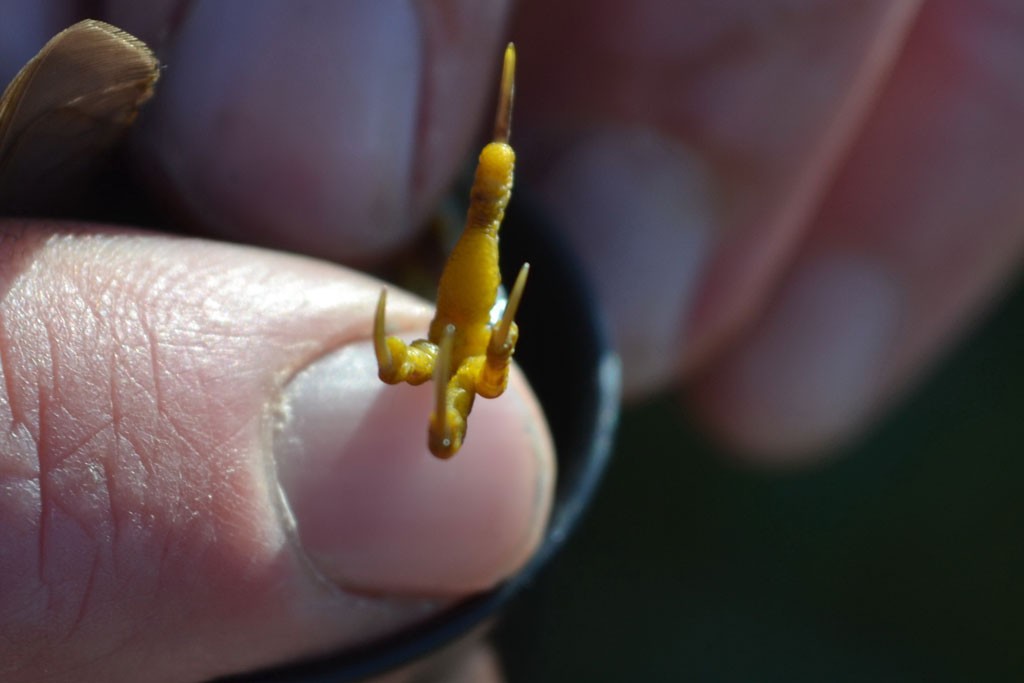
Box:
[0,19,158,213]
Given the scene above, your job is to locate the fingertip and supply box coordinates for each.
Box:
[691,255,902,464]
[275,338,554,596]
[0,225,552,678]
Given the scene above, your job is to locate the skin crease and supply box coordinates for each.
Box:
[1,0,1023,681]
[0,225,547,682]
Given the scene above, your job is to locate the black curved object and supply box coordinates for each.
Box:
[220,196,621,682]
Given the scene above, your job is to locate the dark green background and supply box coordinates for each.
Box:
[498,277,1024,682]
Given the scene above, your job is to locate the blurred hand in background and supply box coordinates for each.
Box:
[512,0,1024,462]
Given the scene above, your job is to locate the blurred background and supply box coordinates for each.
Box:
[496,274,1024,681]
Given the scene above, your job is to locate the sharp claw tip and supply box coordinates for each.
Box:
[373,288,392,371]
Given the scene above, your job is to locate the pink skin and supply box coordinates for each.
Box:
[1,0,1022,680]
[0,225,547,682]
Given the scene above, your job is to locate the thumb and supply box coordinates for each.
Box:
[0,222,553,682]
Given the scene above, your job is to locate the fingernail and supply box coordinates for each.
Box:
[274,341,552,596]
[533,128,714,396]
[704,254,901,458]
[142,1,420,260]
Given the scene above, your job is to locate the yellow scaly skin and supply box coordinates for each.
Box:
[373,44,529,459]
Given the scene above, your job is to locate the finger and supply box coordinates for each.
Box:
[0,221,553,681]
[107,0,510,264]
[512,0,921,395]
[693,0,1024,460]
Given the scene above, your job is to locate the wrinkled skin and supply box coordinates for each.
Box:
[0,1,1021,681]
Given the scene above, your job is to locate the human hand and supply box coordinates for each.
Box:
[5,0,1017,680]
[512,0,1024,462]
[0,3,552,682]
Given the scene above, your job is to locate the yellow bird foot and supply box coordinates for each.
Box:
[373,43,526,458]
